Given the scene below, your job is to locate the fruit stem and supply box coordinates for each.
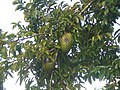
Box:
[47,72,53,90]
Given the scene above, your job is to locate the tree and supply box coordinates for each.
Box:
[0,0,120,89]
[0,29,6,90]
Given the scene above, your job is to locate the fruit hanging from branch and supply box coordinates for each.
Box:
[43,59,55,73]
[23,11,30,22]
[60,32,73,53]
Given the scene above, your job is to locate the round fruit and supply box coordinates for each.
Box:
[60,32,73,53]
[43,59,55,73]
[23,11,30,22]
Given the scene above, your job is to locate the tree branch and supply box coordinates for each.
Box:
[115,21,120,26]
[15,32,50,42]
[79,0,95,15]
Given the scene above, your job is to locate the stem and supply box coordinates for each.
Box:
[15,33,48,42]
[47,72,53,90]
[79,0,95,15]
[116,22,120,26]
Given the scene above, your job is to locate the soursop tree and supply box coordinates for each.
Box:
[0,0,120,90]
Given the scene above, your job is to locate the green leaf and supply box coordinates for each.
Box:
[86,74,92,84]
[1,46,7,59]
[78,14,84,20]
[6,71,13,78]
[55,45,61,49]
[15,4,23,11]
[10,41,17,50]
[12,0,18,5]
[99,69,106,80]
[26,3,32,8]
[97,35,102,41]
[24,31,34,37]
[118,36,120,43]
[16,45,22,54]
[11,62,18,71]
[63,18,76,26]
[7,33,16,40]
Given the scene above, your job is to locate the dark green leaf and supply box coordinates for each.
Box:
[15,4,23,11]
[118,36,120,43]
[12,0,19,5]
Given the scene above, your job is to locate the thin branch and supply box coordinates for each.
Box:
[49,72,53,90]
[115,21,120,26]
[15,32,50,42]
[79,0,95,15]
[80,84,87,90]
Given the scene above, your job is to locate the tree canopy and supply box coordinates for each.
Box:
[0,0,120,89]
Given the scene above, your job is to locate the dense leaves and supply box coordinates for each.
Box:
[0,0,120,89]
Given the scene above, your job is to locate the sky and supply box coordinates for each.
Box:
[0,0,119,90]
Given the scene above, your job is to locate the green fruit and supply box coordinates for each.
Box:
[43,60,55,72]
[23,11,30,22]
[60,32,73,53]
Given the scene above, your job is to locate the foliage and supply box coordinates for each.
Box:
[0,0,120,89]
[0,78,3,90]
[0,29,7,90]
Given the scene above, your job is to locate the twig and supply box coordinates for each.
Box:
[15,32,50,42]
[115,21,120,26]
[49,72,53,90]
[47,72,53,90]
[79,0,95,15]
